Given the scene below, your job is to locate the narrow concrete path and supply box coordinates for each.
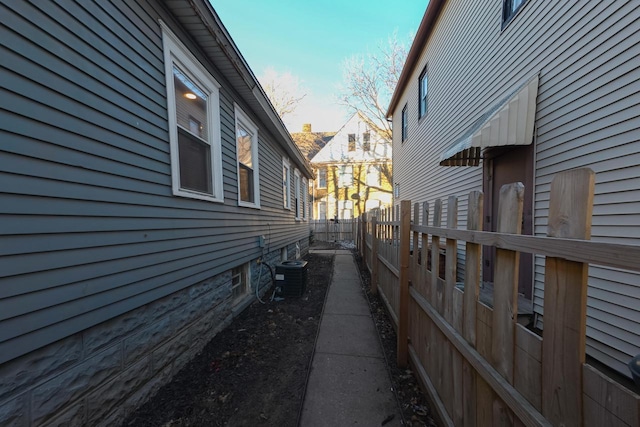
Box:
[301,250,402,426]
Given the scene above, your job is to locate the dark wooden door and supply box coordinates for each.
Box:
[482,144,534,299]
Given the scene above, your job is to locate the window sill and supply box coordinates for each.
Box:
[238,200,261,209]
[173,187,224,203]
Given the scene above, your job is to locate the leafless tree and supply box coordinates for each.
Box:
[337,31,411,140]
[259,67,307,119]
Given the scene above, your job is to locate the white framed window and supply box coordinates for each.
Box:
[338,200,353,219]
[231,264,249,302]
[302,178,308,220]
[317,167,327,188]
[318,201,327,220]
[502,0,527,26]
[294,169,301,219]
[419,66,428,118]
[338,165,353,188]
[348,133,356,152]
[401,104,408,142]
[283,158,291,209]
[234,104,260,208]
[161,22,223,203]
[366,165,380,187]
[362,132,371,151]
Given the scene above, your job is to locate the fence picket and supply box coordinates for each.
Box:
[491,182,524,385]
[432,199,442,310]
[542,169,595,427]
[463,191,483,427]
[371,216,378,295]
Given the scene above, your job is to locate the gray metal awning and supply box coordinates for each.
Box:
[439,74,539,166]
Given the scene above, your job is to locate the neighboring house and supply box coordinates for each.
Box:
[388,0,640,377]
[0,1,313,425]
[310,112,392,220]
[291,123,336,160]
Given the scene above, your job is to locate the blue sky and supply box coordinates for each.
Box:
[213,0,427,132]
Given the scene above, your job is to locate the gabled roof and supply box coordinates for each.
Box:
[161,0,313,178]
[386,0,446,117]
[310,112,391,164]
[290,131,336,160]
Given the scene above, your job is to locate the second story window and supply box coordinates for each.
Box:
[363,132,370,151]
[503,0,527,26]
[317,167,327,188]
[401,104,408,142]
[419,67,428,118]
[339,165,353,188]
[348,133,356,151]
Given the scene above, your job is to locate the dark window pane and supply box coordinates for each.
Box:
[239,163,254,202]
[178,129,212,194]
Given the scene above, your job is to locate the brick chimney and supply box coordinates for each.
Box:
[302,123,312,132]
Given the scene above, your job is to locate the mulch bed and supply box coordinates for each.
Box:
[124,243,436,426]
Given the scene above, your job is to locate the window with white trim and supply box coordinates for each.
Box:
[401,104,408,142]
[302,178,307,220]
[502,0,527,26]
[283,158,291,209]
[318,201,327,220]
[338,200,353,219]
[366,165,380,187]
[338,165,353,188]
[419,67,428,118]
[235,104,260,208]
[294,169,301,219]
[231,264,249,302]
[317,167,327,188]
[348,134,356,151]
[161,22,223,202]
[362,132,371,151]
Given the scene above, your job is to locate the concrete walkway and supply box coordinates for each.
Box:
[300,250,402,426]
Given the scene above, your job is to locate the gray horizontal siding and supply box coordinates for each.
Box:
[393,0,640,376]
[0,0,309,364]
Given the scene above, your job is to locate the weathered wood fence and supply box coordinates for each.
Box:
[310,218,356,242]
[358,169,640,427]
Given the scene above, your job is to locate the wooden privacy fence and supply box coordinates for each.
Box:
[358,169,640,427]
[310,218,356,242]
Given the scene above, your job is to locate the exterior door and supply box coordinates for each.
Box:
[482,144,534,300]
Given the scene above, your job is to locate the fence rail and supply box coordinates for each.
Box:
[358,168,640,427]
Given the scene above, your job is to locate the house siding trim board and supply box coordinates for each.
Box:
[389,0,640,377]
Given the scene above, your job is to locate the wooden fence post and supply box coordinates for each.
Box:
[398,200,411,368]
[542,168,595,427]
[371,216,379,295]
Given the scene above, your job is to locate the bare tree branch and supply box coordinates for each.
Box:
[337,31,411,141]
[259,67,307,119]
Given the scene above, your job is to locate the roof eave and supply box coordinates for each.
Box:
[386,0,446,118]
[165,0,314,178]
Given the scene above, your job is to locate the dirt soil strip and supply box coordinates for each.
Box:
[124,252,333,427]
